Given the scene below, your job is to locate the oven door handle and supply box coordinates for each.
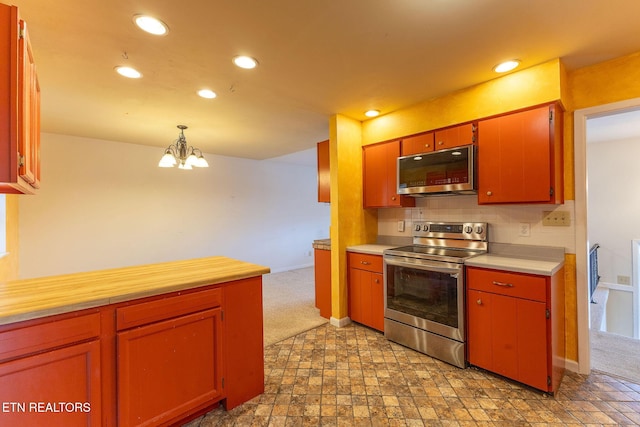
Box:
[384,257,462,276]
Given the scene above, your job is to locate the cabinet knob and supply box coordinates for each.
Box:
[486,191,492,196]
[438,141,444,146]
[425,143,430,148]
[375,279,379,283]
[391,196,396,201]
[476,299,482,305]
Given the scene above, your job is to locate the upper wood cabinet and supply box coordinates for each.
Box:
[0,4,41,195]
[317,139,330,203]
[434,122,476,150]
[363,140,415,208]
[401,132,435,156]
[477,103,563,204]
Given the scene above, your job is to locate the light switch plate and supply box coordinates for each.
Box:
[542,211,570,226]
[518,223,530,237]
[397,220,405,232]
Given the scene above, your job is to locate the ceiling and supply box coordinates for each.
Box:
[10,0,640,160]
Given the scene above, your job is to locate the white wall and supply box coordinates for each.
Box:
[588,137,640,285]
[586,136,640,337]
[18,133,330,278]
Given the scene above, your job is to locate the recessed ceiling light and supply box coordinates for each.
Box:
[115,66,142,79]
[198,89,217,99]
[493,60,520,73]
[133,15,168,35]
[365,110,380,118]
[233,56,258,69]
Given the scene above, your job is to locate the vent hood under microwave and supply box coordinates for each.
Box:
[397,145,476,196]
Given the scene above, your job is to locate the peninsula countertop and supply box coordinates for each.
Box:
[0,256,270,326]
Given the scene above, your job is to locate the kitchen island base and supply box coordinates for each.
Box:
[0,256,269,427]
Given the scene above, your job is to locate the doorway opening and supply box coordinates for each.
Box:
[576,99,640,384]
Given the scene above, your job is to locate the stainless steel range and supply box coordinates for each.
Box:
[383,221,488,368]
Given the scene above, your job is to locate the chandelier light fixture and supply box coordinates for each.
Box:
[158,125,209,170]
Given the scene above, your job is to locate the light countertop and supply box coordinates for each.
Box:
[465,254,564,276]
[346,244,398,256]
[312,239,331,250]
[0,256,270,326]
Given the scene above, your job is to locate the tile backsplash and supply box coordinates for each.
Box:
[378,195,576,253]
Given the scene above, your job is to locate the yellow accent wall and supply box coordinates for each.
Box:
[0,195,19,282]
[362,59,564,145]
[329,115,377,320]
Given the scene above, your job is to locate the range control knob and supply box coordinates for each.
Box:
[414,224,421,232]
[475,226,484,234]
[422,224,429,232]
[464,226,473,234]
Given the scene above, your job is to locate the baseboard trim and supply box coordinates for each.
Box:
[565,359,580,374]
[330,317,351,328]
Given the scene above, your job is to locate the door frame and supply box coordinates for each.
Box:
[574,96,640,374]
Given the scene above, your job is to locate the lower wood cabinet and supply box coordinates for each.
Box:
[314,248,331,319]
[0,340,101,426]
[0,312,102,426]
[0,277,265,427]
[117,308,223,427]
[466,266,565,393]
[348,252,384,332]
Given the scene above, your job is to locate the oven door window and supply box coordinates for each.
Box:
[386,264,459,328]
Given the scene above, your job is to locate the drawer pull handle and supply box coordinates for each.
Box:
[476,299,482,305]
[492,281,513,287]
[361,261,371,265]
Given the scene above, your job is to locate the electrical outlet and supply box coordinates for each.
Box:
[618,275,631,285]
[542,211,570,226]
[397,220,405,232]
[518,223,530,237]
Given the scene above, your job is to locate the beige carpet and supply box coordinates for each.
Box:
[262,267,328,346]
[590,329,640,384]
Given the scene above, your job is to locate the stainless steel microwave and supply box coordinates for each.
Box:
[397,144,476,196]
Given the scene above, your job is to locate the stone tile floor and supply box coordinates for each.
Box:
[186,323,640,426]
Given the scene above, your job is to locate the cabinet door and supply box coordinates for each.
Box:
[516,298,548,391]
[401,132,434,155]
[0,340,101,426]
[467,289,493,370]
[0,6,39,194]
[434,123,475,150]
[317,139,330,203]
[117,308,223,427]
[370,272,385,332]
[314,248,331,319]
[18,19,40,188]
[490,293,518,380]
[348,267,366,324]
[478,105,557,204]
[363,140,415,208]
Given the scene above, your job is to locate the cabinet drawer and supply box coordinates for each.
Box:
[0,312,100,363]
[466,267,546,302]
[117,287,222,331]
[348,252,383,273]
